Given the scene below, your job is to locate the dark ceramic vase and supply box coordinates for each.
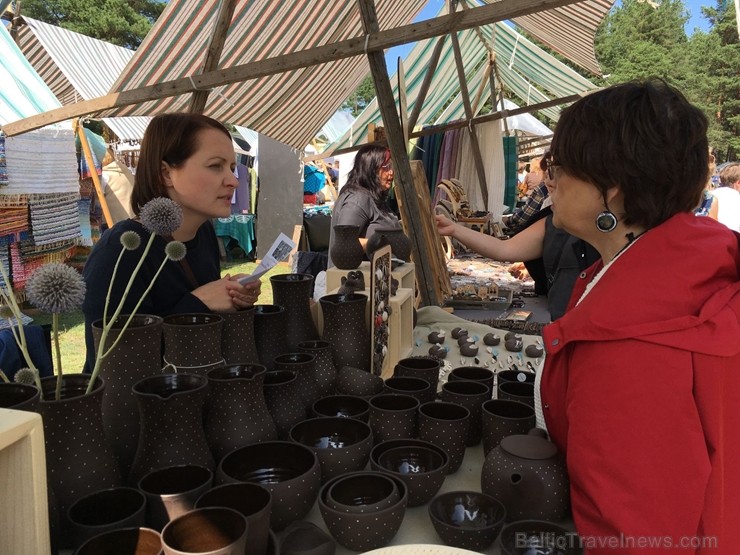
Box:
[270,273,319,352]
[482,430,570,522]
[0,382,40,410]
[67,486,146,551]
[74,527,162,555]
[92,314,164,479]
[161,313,224,375]
[481,399,537,457]
[196,483,272,555]
[217,441,322,532]
[129,373,214,486]
[320,293,370,372]
[39,375,122,547]
[204,364,277,460]
[253,304,288,371]
[298,340,338,398]
[394,357,441,392]
[368,393,420,444]
[330,224,364,269]
[335,365,384,398]
[137,464,213,532]
[417,401,471,474]
[218,307,260,365]
[274,352,318,415]
[441,380,490,446]
[263,370,306,440]
[370,227,412,261]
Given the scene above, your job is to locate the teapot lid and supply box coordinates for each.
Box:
[500,434,558,460]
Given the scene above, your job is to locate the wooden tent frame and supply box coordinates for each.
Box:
[1,0,592,306]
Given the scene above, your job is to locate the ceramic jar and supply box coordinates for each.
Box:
[298,340,338,398]
[481,429,570,522]
[417,401,470,474]
[253,305,288,371]
[320,293,371,371]
[270,273,319,352]
[330,224,364,269]
[441,379,490,446]
[263,370,306,440]
[368,227,411,261]
[274,352,318,415]
[218,307,260,365]
[161,313,224,375]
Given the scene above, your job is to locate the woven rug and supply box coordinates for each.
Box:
[29,193,82,245]
[4,128,79,195]
[0,133,7,187]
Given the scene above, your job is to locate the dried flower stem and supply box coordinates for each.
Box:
[52,313,63,400]
[103,246,129,327]
[0,370,9,383]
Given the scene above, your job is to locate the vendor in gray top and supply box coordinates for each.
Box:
[328,144,399,266]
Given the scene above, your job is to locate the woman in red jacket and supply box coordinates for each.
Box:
[540,80,740,553]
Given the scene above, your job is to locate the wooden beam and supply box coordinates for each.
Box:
[406,35,446,132]
[357,0,439,307]
[1,0,584,136]
[449,4,489,207]
[76,119,113,228]
[189,0,238,114]
[409,92,586,139]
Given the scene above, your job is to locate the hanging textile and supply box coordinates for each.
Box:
[0,133,7,188]
[77,198,93,246]
[3,128,78,195]
[29,192,82,245]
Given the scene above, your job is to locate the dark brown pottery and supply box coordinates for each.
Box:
[318,471,407,552]
[499,520,583,555]
[270,273,319,352]
[334,365,383,398]
[319,294,370,372]
[253,305,288,371]
[67,487,146,550]
[329,224,364,270]
[482,430,570,522]
[161,507,247,555]
[129,373,214,486]
[218,307,260,365]
[370,438,449,507]
[383,375,434,404]
[369,227,411,261]
[196,483,272,555]
[481,399,537,456]
[497,381,535,408]
[298,340,338,399]
[325,472,400,514]
[368,393,419,444]
[217,441,321,532]
[73,527,162,555]
[40,375,122,546]
[417,401,470,474]
[205,364,277,460]
[93,314,163,479]
[497,369,536,387]
[280,520,335,555]
[428,490,506,551]
[137,464,213,532]
[0,382,40,410]
[262,370,305,440]
[288,416,373,483]
[448,366,495,397]
[311,394,370,422]
[161,313,224,375]
[441,380,490,446]
[394,357,441,391]
[274,352,318,415]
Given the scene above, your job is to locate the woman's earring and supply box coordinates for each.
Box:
[595,210,618,232]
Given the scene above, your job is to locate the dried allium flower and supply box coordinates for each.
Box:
[0,304,14,319]
[120,230,142,251]
[26,263,86,314]
[165,241,187,262]
[140,198,183,236]
[14,367,38,385]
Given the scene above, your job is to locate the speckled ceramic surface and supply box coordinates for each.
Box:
[253,304,288,371]
[440,380,490,447]
[274,352,318,415]
[299,340,339,399]
[263,370,307,440]
[368,393,420,444]
[497,381,535,408]
[417,402,470,474]
[383,376,435,405]
[481,399,537,457]
[161,506,247,555]
[161,313,224,374]
[394,357,441,391]
[428,490,506,551]
[330,225,364,270]
[218,307,260,365]
[270,273,320,351]
[320,293,371,372]
[0,382,39,410]
[312,394,370,422]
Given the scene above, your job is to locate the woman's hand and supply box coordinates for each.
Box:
[228,275,262,309]
[435,213,458,237]
[190,275,260,312]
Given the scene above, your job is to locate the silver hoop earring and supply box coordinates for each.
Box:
[595,211,618,233]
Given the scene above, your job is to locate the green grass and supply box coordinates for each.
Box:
[25,260,290,374]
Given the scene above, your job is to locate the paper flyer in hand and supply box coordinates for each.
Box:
[237,232,296,284]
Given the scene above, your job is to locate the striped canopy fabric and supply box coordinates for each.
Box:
[16,17,150,141]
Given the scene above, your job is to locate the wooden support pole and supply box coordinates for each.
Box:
[357,0,440,307]
[2,0,584,137]
[189,0,237,114]
[76,119,113,228]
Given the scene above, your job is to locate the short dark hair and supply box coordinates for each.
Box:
[550,79,708,229]
[343,144,392,209]
[719,162,740,188]
[131,113,232,215]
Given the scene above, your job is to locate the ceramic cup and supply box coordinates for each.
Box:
[448,366,495,397]
[481,399,537,456]
[73,527,162,555]
[440,379,490,446]
[161,507,247,555]
[383,376,435,404]
[67,487,146,550]
[417,401,470,474]
[497,381,535,408]
[368,393,420,444]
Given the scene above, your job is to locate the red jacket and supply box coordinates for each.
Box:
[541,212,740,554]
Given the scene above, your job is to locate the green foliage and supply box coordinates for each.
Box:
[20,0,165,49]
[342,76,377,116]
[595,0,739,161]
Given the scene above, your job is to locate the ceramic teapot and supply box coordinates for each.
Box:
[480,428,569,522]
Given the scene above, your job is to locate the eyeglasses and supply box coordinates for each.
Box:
[541,153,559,181]
[380,161,394,172]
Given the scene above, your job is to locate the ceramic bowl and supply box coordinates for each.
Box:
[370,438,449,507]
[289,416,373,482]
[73,527,162,555]
[335,366,384,397]
[318,471,408,552]
[428,490,507,551]
[377,445,445,476]
[325,472,401,514]
[312,394,370,422]
[499,520,583,555]
[216,440,320,531]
